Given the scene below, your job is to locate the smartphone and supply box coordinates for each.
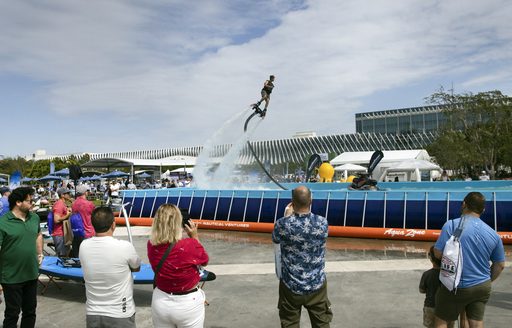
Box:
[180,208,192,228]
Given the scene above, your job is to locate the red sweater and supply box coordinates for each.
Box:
[71,197,95,238]
[147,238,209,293]
[52,199,67,237]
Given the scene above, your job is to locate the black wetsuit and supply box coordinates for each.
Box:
[262,81,274,95]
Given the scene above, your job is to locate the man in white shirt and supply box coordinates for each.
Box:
[127,181,137,190]
[79,207,141,328]
[479,171,490,181]
[110,181,121,198]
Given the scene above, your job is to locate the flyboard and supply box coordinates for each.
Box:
[244,104,287,190]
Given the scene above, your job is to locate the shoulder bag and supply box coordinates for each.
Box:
[63,219,74,246]
[153,242,175,289]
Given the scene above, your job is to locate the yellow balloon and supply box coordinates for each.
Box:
[346,175,356,183]
[318,162,334,182]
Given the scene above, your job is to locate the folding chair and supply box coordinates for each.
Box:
[38,272,62,295]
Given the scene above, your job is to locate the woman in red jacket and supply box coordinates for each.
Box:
[148,204,209,328]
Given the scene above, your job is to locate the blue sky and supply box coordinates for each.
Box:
[1,0,512,158]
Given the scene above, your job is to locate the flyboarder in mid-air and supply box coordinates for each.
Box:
[252,75,275,117]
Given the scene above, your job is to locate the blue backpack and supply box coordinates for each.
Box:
[70,212,85,238]
[47,211,54,235]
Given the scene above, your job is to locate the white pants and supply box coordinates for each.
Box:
[151,287,205,328]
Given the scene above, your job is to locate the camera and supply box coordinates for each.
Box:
[180,208,192,228]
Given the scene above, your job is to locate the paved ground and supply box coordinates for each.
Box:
[2,227,511,327]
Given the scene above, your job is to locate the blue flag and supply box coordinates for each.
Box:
[9,170,22,189]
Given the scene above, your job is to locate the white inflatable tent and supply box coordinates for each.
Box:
[330,149,439,181]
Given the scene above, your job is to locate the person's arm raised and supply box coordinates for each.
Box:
[184,220,199,241]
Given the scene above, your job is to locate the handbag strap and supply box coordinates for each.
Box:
[155,242,175,276]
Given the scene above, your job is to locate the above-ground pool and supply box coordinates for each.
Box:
[118,180,512,244]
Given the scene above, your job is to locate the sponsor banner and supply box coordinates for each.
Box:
[196,220,274,233]
[116,218,512,244]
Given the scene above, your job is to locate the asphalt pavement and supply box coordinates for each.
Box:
[1,227,511,327]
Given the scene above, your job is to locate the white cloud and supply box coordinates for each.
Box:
[1,0,512,155]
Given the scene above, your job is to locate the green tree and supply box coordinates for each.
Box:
[78,153,91,165]
[0,157,29,176]
[426,89,512,178]
[26,159,51,178]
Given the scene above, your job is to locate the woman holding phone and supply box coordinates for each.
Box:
[147,204,209,328]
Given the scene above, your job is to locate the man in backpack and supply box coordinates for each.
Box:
[71,184,95,257]
[433,192,505,328]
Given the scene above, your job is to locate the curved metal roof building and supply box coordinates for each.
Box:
[89,132,436,165]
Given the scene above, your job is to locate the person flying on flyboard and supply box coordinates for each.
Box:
[252,75,275,117]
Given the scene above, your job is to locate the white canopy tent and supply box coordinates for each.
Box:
[333,163,367,180]
[330,150,431,165]
[380,159,442,182]
[330,150,435,181]
[334,163,368,171]
[161,167,194,179]
[391,159,440,171]
[171,167,194,174]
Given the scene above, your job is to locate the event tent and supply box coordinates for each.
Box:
[330,150,435,181]
[330,149,431,166]
[161,167,194,179]
[136,172,152,179]
[53,168,70,176]
[333,163,367,172]
[81,156,196,181]
[333,163,367,180]
[380,159,441,182]
[38,175,63,182]
[101,170,130,179]
[389,159,440,171]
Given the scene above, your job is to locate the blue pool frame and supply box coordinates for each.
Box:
[119,181,512,233]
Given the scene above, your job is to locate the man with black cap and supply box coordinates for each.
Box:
[0,187,10,216]
[52,187,72,257]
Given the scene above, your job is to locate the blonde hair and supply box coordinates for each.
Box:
[150,204,183,245]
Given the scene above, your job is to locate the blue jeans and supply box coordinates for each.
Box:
[52,235,70,257]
